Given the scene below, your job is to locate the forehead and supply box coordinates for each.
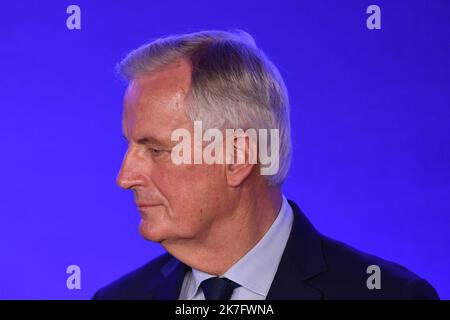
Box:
[122,60,192,141]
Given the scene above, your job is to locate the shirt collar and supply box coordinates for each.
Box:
[187,195,294,298]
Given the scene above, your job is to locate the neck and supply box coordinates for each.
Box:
[162,184,282,275]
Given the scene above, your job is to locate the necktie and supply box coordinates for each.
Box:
[200,277,240,300]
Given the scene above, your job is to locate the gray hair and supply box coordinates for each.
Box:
[117,30,291,186]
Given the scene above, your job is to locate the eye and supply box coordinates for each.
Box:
[148,148,162,156]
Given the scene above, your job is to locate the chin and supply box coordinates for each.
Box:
[139,219,166,242]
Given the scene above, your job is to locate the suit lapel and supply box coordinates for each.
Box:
[267,200,327,299]
[151,257,190,300]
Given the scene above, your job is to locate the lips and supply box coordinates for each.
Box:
[136,203,160,208]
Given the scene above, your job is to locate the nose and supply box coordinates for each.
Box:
[116,148,146,190]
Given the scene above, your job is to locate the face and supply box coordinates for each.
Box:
[117,60,232,245]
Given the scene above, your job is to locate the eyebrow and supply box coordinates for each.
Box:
[122,134,168,147]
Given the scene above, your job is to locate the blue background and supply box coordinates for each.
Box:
[1,0,449,299]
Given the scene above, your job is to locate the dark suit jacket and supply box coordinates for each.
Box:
[93,200,439,300]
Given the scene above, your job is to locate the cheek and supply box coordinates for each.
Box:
[153,163,225,216]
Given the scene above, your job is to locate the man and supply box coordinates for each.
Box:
[93,30,438,300]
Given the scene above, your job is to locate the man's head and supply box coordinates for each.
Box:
[116,30,292,246]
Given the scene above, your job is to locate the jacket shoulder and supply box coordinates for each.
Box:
[92,253,172,300]
[313,236,439,299]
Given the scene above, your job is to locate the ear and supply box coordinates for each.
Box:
[225,133,258,187]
